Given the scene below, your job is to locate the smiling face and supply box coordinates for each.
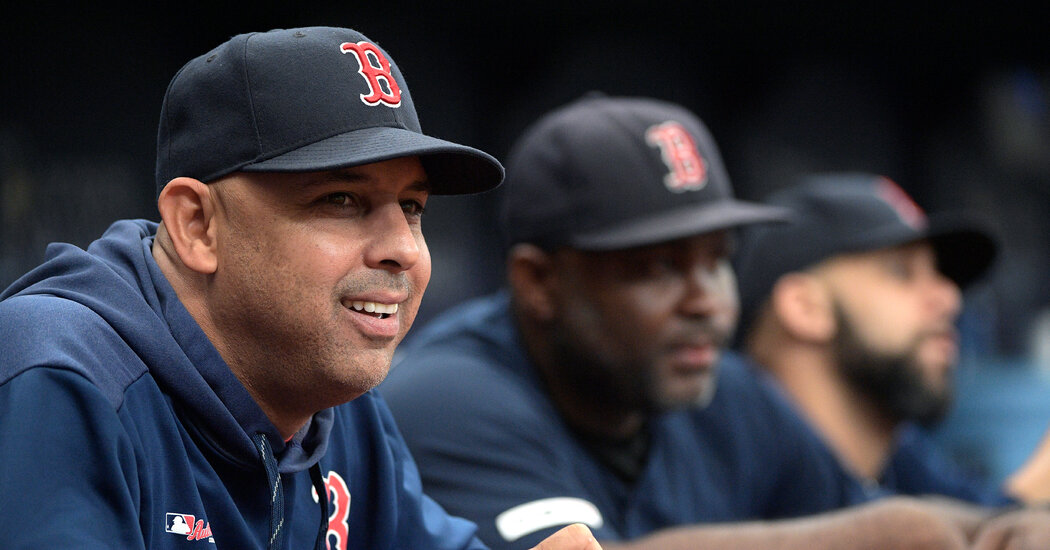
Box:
[545,231,739,413]
[202,156,431,420]
[816,241,962,424]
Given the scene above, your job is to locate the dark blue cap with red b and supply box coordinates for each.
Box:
[156,26,503,196]
[734,172,999,333]
[499,94,790,251]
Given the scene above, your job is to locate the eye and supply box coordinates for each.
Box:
[654,255,678,274]
[617,251,677,280]
[324,192,362,208]
[401,199,426,219]
[884,257,915,280]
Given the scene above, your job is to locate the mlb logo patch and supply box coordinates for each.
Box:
[166,513,195,535]
[165,512,214,542]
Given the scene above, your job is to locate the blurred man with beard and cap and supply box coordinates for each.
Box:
[734,172,1050,506]
[381,96,1050,550]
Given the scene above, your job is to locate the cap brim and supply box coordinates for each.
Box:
[241,126,504,195]
[925,213,998,288]
[833,213,998,289]
[568,199,793,251]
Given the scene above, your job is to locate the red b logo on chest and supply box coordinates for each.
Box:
[340,41,402,107]
[646,121,708,192]
[313,471,351,550]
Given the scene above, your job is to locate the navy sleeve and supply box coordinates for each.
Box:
[382,355,614,550]
[883,424,1015,507]
[0,367,146,548]
[369,395,490,550]
[708,353,878,517]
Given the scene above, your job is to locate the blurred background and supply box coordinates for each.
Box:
[3,2,1050,482]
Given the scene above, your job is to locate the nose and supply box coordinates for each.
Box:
[363,202,423,273]
[930,271,962,320]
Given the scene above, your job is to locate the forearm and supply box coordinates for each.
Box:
[598,497,973,550]
[1005,426,1050,504]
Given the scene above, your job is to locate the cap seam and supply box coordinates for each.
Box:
[158,63,189,188]
[241,32,264,162]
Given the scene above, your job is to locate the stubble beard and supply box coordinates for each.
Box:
[831,305,953,427]
[218,272,405,415]
[545,312,656,418]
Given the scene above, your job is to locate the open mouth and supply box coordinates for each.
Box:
[347,300,398,320]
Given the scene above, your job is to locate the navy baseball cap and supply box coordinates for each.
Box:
[734,172,999,331]
[156,27,503,195]
[499,94,790,251]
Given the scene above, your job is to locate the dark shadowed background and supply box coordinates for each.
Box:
[3,2,1049,355]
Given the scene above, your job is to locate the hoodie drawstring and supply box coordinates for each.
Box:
[310,464,331,549]
[254,433,285,550]
[254,433,332,550]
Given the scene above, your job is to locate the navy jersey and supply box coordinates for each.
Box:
[380,292,872,549]
[727,354,1015,507]
[883,423,1014,506]
[0,220,484,550]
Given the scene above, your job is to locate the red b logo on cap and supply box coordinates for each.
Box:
[340,41,402,107]
[875,176,927,229]
[646,121,707,192]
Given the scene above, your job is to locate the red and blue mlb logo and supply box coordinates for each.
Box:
[166,512,213,542]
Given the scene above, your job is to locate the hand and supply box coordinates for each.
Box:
[972,507,1050,550]
[846,497,970,550]
[529,524,603,550]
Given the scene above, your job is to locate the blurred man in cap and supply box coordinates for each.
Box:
[735,172,1050,506]
[382,96,1050,549]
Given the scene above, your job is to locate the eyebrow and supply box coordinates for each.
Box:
[307,168,432,193]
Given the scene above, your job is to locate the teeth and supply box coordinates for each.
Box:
[350,301,398,315]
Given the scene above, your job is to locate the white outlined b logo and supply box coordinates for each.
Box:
[312,471,352,550]
[646,121,708,192]
[340,41,402,107]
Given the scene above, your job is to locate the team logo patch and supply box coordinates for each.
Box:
[646,121,708,192]
[340,41,402,108]
[312,471,352,550]
[875,176,927,229]
[165,512,214,543]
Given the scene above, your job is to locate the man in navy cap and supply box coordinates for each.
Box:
[0,27,599,550]
[381,95,1050,549]
[733,173,1050,506]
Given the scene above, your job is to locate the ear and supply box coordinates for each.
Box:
[769,272,837,343]
[506,244,558,322]
[156,177,219,274]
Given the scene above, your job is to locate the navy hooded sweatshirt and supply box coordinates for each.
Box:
[0,219,485,550]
